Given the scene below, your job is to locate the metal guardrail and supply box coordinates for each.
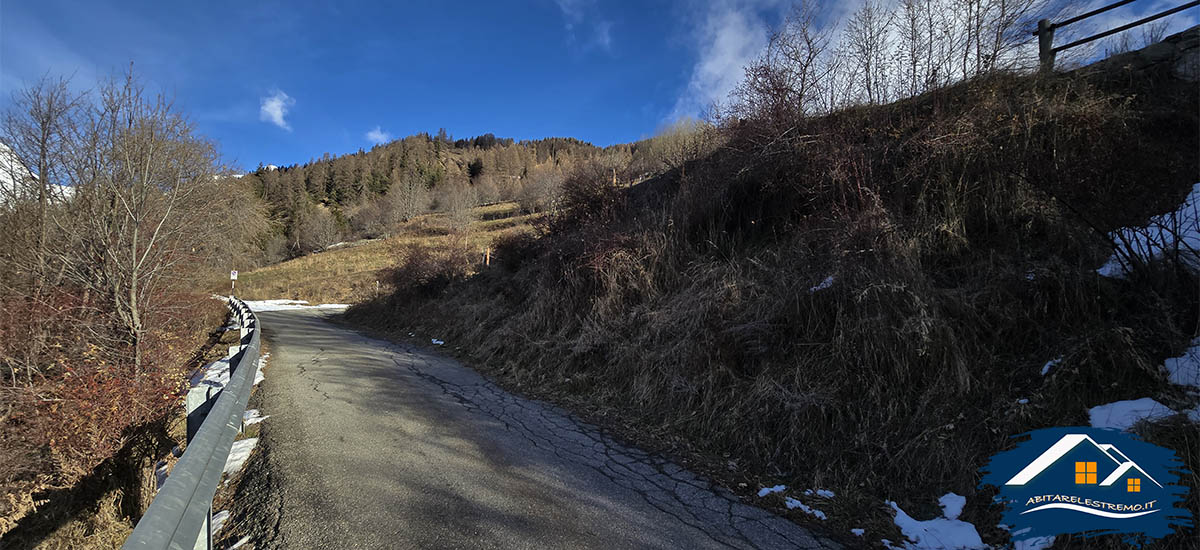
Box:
[123,297,261,550]
[1034,0,1200,72]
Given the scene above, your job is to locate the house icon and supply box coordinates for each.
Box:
[1005,434,1163,492]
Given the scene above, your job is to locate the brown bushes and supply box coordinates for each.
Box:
[0,292,224,535]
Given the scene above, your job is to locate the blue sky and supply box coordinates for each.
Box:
[2,1,1195,171]
[1,0,791,170]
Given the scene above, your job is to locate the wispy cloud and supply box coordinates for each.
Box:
[365,126,391,144]
[671,1,778,119]
[554,0,614,52]
[554,0,589,30]
[259,90,295,131]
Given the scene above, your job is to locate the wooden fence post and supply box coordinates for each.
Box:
[1038,19,1057,73]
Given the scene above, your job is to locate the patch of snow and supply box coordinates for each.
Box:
[1017,398,1029,404]
[227,536,252,549]
[809,275,835,293]
[1088,398,1177,431]
[1162,338,1200,389]
[212,510,230,535]
[851,528,865,536]
[757,485,786,497]
[1040,357,1062,376]
[1097,182,1200,278]
[431,338,445,346]
[243,409,269,426]
[803,488,835,499]
[1024,270,1036,281]
[1188,406,1200,423]
[198,358,232,389]
[323,241,348,250]
[888,500,985,549]
[937,493,965,520]
[223,438,258,476]
[254,353,269,386]
[155,460,169,488]
[244,299,349,312]
[784,497,827,520]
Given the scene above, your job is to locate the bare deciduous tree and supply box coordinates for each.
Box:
[56,71,220,373]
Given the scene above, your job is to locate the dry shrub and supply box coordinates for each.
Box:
[385,239,476,302]
[0,292,224,536]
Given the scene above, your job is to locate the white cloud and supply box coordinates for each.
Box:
[596,20,613,51]
[259,90,295,131]
[554,0,589,29]
[553,0,613,51]
[671,1,778,119]
[365,126,391,145]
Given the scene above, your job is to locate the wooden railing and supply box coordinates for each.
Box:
[1034,0,1200,71]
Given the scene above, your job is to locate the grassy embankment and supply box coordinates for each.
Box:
[233,202,538,304]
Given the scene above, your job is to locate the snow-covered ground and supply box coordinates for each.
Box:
[223,438,258,476]
[887,493,985,550]
[1097,182,1200,278]
[243,409,269,426]
[809,275,835,293]
[1088,398,1179,431]
[784,497,826,520]
[243,299,349,312]
[1162,337,1200,388]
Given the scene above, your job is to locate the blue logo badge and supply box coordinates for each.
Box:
[979,427,1192,544]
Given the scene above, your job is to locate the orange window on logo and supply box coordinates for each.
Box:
[1127,478,1141,492]
[1074,462,1097,484]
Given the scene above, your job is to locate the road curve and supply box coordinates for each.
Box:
[231,307,840,550]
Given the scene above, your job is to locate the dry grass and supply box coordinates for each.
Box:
[233,201,539,304]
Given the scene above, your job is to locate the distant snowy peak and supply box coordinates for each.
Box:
[0,143,74,206]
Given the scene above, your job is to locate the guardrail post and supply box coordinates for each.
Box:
[184,387,215,550]
[1038,19,1056,73]
[193,508,211,550]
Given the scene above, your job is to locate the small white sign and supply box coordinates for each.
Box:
[230,270,239,280]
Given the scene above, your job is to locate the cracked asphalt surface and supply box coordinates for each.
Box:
[237,307,840,550]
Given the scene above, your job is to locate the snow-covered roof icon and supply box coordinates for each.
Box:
[1005,434,1162,488]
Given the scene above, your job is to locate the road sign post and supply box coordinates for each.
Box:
[230,270,238,294]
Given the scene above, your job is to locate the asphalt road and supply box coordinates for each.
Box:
[230,307,840,550]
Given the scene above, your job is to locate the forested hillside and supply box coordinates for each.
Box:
[234,130,688,263]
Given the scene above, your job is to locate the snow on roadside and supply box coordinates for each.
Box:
[887,494,985,550]
[757,485,786,497]
[804,488,835,499]
[851,528,865,536]
[1039,357,1061,376]
[197,358,232,388]
[254,353,268,386]
[784,497,827,520]
[1097,182,1200,278]
[937,493,965,520]
[243,409,269,426]
[223,438,258,476]
[212,509,230,535]
[243,299,349,312]
[809,276,835,293]
[1088,398,1178,431]
[1162,338,1200,389]
[227,536,252,549]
